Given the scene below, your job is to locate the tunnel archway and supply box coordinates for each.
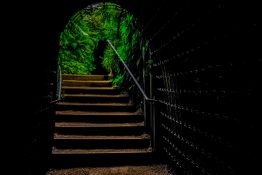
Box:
[14,1,260,175]
[57,2,149,86]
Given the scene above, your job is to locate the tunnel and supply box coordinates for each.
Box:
[7,0,260,175]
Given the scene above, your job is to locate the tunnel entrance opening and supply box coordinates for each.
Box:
[18,1,260,175]
[50,2,157,172]
[57,2,148,87]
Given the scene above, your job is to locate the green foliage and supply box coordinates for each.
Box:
[58,2,149,86]
[112,74,124,87]
[102,46,117,72]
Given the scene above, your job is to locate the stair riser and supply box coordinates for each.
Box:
[62,81,112,87]
[62,88,121,95]
[63,96,129,103]
[62,75,113,81]
[54,139,150,149]
[55,126,145,136]
[50,153,153,168]
[56,105,135,112]
[51,75,151,168]
[55,115,144,123]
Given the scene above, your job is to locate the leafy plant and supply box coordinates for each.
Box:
[112,74,124,87]
[58,2,149,86]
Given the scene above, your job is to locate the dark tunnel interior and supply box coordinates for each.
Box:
[4,0,261,174]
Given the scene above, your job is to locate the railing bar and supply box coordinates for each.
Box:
[107,39,155,102]
[57,64,62,101]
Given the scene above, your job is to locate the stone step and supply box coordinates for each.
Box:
[55,111,144,123]
[62,74,113,81]
[51,74,151,169]
[54,122,145,135]
[62,86,121,95]
[56,102,135,112]
[52,148,152,155]
[62,80,112,87]
[51,148,153,167]
[53,134,151,149]
[62,94,129,103]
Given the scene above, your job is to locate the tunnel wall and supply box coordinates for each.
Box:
[8,1,157,174]
[145,1,260,174]
[8,0,260,175]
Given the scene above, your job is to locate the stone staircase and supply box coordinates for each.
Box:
[51,74,152,167]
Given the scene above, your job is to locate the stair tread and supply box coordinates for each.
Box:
[63,80,112,83]
[63,94,128,98]
[63,74,111,77]
[55,122,144,128]
[52,148,152,154]
[52,74,149,161]
[63,86,118,90]
[56,111,142,116]
[54,134,150,140]
[58,102,133,106]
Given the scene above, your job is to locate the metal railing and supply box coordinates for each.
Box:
[107,40,157,152]
[50,64,62,104]
[107,40,157,103]
[34,64,62,115]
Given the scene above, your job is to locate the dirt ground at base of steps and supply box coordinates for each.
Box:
[46,164,171,175]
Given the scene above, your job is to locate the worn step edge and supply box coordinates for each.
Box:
[54,134,150,140]
[62,86,122,95]
[62,74,113,80]
[55,111,142,116]
[55,122,144,128]
[52,148,152,155]
[62,80,112,87]
[57,102,133,107]
[62,86,119,90]
[63,94,128,98]
[63,80,112,83]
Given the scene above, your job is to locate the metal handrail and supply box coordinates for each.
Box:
[107,40,156,103]
[50,64,62,104]
[57,64,62,101]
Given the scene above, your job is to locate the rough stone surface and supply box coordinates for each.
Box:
[47,164,171,175]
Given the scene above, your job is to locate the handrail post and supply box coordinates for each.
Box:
[57,64,62,101]
[50,64,62,104]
